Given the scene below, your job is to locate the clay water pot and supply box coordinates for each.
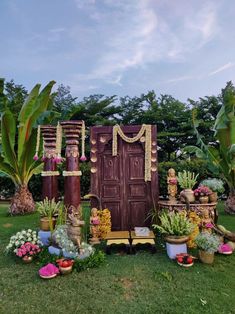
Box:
[40,217,56,231]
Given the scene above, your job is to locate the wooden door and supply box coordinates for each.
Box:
[90,125,158,231]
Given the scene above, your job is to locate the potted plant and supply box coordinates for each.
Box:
[200,178,225,202]
[195,232,220,264]
[153,211,195,258]
[36,198,61,232]
[193,186,212,203]
[177,170,199,203]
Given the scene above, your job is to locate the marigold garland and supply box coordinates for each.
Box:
[80,120,87,161]
[112,124,152,181]
[97,208,111,239]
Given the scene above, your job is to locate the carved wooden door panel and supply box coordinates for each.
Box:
[90,125,158,231]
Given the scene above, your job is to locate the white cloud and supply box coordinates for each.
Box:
[165,75,193,84]
[209,62,235,76]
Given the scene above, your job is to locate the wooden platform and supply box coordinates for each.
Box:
[130,231,156,253]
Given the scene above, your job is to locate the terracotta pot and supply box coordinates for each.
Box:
[165,235,189,244]
[59,265,73,275]
[182,189,195,203]
[199,250,214,264]
[22,255,33,263]
[209,192,218,203]
[199,196,209,204]
[40,217,56,231]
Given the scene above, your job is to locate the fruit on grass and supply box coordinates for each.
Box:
[177,257,183,263]
[187,257,193,264]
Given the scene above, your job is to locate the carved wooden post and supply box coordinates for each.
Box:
[40,125,59,201]
[61,121,83,212]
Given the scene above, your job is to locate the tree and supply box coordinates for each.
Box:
[0,79,56,215]
[184,82,235,214]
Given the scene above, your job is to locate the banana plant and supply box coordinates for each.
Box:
[184,82,235,214]
[0,79,56,215]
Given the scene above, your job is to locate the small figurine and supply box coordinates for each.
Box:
[67,206,85,248]
[200,209,214,234]
[167,168,177,203]
[90,207,100,244]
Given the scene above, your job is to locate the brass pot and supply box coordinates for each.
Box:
[22,255,33,263]
[209,192,218,203]
[165,235,189,244]
[199,250,214,264]
[199,196,209,204]
[40,217,56,231]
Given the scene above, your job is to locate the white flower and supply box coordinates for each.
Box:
[28,237,32,241]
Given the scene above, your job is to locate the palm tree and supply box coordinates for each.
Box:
[185,82,235,214]
[0,79,55,215]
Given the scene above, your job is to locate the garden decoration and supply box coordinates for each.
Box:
[187,211,201,248]
[195,232,220,264]
[67,206,85,249]
[178,170,199,203]
[39,263,60,279]
[193,186,212,204]
[200,178,225,203]
[0,80,55,215]
[200,209,214,234]
[90,207,100,244]
[5,229,42,263]
[36,197,60,232]
[153,211,194,259]
[56,258,74,275]
[61,120,86,213]
[90,125,158,231]
[176,253,195,267]
[84,194,111,240]
[167,168,177,203]
[112,124,152,181]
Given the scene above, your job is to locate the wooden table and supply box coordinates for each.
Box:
[130,231,156,254]
[105,231,131,254]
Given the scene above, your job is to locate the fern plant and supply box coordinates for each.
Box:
[153,211,195,236]
[177,170,198,189]
[36,197,60,218]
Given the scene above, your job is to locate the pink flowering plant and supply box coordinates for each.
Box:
[5,229,42,257]
[16,242,41,258]
[194,185,212,197]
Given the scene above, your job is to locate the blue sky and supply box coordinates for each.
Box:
[1,0,235,102]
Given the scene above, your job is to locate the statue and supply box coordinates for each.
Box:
[67,206,85,248]
[167,168,177,203]
[90,207,100,244]
[200,209,214,234]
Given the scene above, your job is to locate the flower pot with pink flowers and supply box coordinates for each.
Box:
[194,186,212,204]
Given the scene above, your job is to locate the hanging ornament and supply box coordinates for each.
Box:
[33,126,41,161]
[80,120,87,162]
[112,124,152,181]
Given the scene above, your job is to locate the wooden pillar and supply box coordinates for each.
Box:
[61,121,83,211]
[40,125,59,201]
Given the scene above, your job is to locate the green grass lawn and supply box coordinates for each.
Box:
[0,202,235,314]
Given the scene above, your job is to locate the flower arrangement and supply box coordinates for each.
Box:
[5,229,42,255]
[200,178,225,194]
[194,186,212,197]
[195,232,220,253]
[177,171,198,189]
[153,211,195,236]
[16,242,41,258]
[52,225,78,257]
[79,242,94,257]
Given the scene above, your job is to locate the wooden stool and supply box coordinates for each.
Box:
[105,231,131,254]
[130,231,156,254]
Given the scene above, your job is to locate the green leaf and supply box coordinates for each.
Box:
[0,155,18,184]
[18,84,40,124]
[1,110,18,170]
